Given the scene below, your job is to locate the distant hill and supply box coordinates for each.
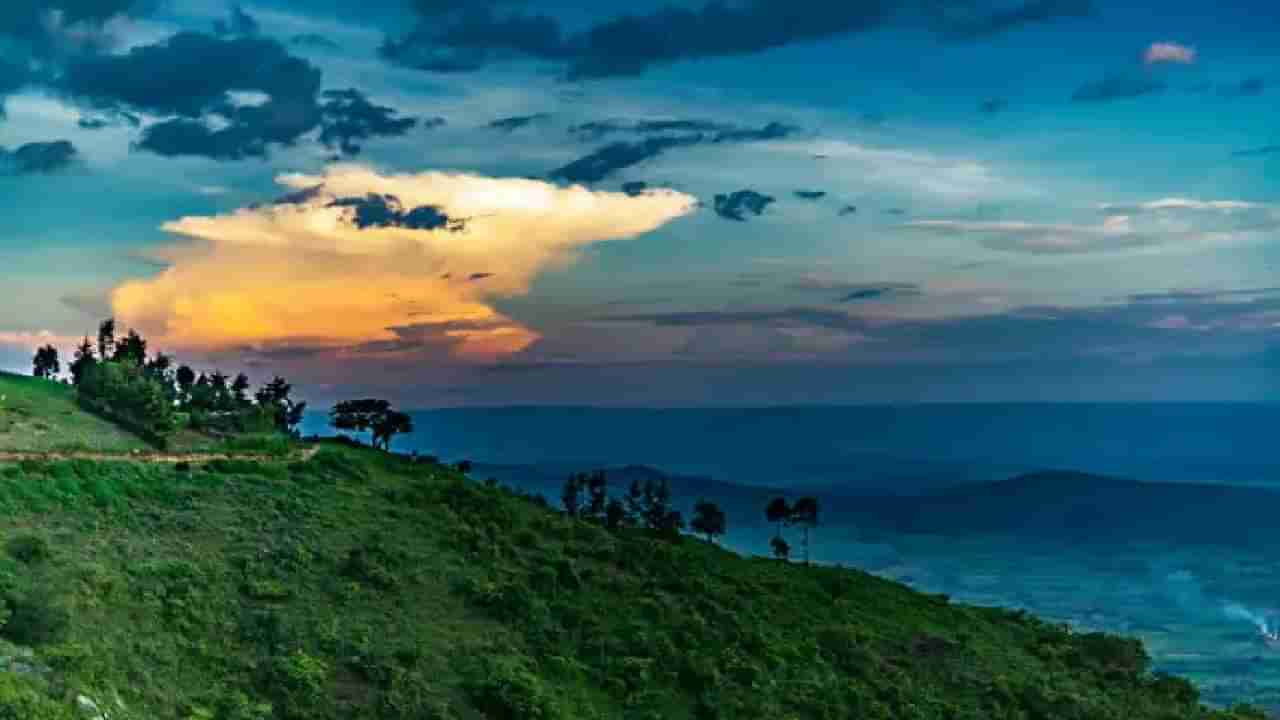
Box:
[850,470,1280,546]
[481,461,1280,549]
[0,371,150,453]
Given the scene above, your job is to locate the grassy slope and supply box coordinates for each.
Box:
[0,440,1265,720]
[0,372,149,453]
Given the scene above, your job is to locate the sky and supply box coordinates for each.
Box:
[1,0,1279,406]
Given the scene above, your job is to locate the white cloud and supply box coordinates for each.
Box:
[1099,198,1263,214]
[1144,42,1197,66]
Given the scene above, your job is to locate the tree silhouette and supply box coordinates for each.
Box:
[68,337,96,386]
[113,329,147,367]
[256,377,307,435]
[586,470,608,520]
[770,535,791,561]
[175,365,196,404]
[790,497,820,565]
[765,497,791,538]
[330,398,411,451]
[31,345,59,380]
[96,318,115,361]
[561,473,584,517]
[605,498,627,530]
[691,499,727,544]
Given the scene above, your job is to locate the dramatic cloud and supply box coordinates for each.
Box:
[0,140,78,174]
[1143,41,1196,66]
[714,190,775,221]
[60,31,323,160]
[551,122,800,184]
[110,165,696,360]
[383,0,1090,78]
[1072,73,1166,103]
[319,89,419,156]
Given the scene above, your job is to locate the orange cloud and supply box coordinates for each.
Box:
[111,165,695,361]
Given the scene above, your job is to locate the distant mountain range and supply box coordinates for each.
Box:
[476,462,1280,548]
[304,405,1280,493]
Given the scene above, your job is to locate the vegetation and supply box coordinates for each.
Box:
[0,372,150,454]
[0,353,1267,719]
[29,319,304,453]
[329,399,414,451]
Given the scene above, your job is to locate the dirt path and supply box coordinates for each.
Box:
[0,445,320,464]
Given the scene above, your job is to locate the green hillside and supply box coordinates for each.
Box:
[0,423,1265,720]
[0,372,150,454]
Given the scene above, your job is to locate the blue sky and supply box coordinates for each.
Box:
[1,0,1278,405]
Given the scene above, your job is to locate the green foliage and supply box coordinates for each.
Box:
[0,441,1257,720]
[77,359,176,445]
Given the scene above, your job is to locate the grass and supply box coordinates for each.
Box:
[0,442,1263,719]
[0,372,150,454]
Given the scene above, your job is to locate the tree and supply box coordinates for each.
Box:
[31,345,59,380]
[257,377,307,435]
[605,498,627,530]
[329,398,410,451]
[175,365,196,404]
[790,497,820,565]
[561,474,584,517]
[96,318,115,361]
[113,329,147,367]
[691,499,727,544]
[68,337,96,386]
[231,373,251,406]
[586,470,608,520]
[642,477,673,531]
[624,479,646,525]
[770,535,791,561]
[765,497,791,539]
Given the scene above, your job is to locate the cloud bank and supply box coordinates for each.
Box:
[111,165,696,360]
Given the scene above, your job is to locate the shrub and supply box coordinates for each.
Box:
[268,650,330,720]
[2,589,70,646]
[5,535,49,565]
[463,652,565,720]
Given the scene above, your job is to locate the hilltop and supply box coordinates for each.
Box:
[0,389,1264,718]
[0,372,150,454]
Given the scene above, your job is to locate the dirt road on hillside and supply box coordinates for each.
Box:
[0,446,320,464]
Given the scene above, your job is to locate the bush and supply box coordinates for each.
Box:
[463,652,565,720]
[2,589,70,646]
[268,650,330,720]
[5,535,49,565]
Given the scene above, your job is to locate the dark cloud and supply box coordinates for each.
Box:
[0,140,78,174]
[291,33,342,51]
[934,0,1092,41]
[319,88,418,156]
[77,117,109,130]
[885,207,907,215]
[837,283,922,302]
[979,97,1007,113]
[794,190,826,200]
[487,113,552,131]
[329,193,466,232]
[469,272,495,281]
[60,31,322,160]
[1072,73,1166,103]
[213,4,260,37]
[1219,76,1266,98]
[551,121,799,184]
[621,181,648,196]
[384,1,1093,79]
[838,204,858,216]
[713,190,775,221]
[550,135,702,184]
[570,118,734,140]
[1233,145,1280,158]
